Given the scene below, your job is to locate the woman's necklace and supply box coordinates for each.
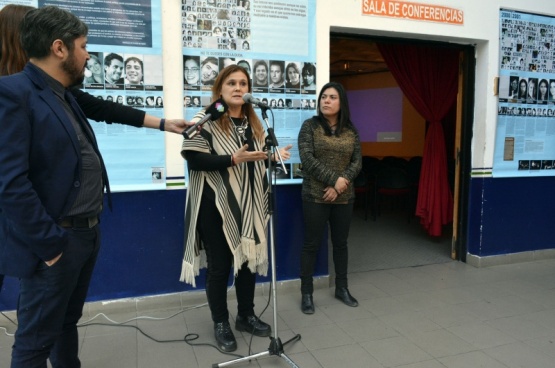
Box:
[329,122,337,135]
[230,116,249,143]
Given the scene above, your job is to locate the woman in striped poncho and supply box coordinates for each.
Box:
[180,65,291,352]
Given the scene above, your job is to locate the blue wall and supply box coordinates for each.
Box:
[1,184,329,311]
[6,176,555,310]
[467,176,555,256]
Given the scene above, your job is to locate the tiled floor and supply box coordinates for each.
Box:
[2,258,555,367]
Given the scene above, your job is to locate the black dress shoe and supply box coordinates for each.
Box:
[335,287,359,307]
[301,294,315,314]
[214,321,237,352]
[235,315,271,337]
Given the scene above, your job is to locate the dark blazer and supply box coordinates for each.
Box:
[0,63,93,278]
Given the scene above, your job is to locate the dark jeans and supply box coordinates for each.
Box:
[11,226,100,368]
[198,199,255,323]
[300,201,353,295]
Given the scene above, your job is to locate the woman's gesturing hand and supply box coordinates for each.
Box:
[233,144,268,164]
[271,143,293,161]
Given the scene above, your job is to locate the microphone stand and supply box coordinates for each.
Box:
[213,106,301,368]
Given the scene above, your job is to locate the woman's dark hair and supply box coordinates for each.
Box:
[21,6,88,59]
[549,80,555,99]
[0,4,34,76]
[301,62,316,86]
[202,56,218,67]
[315,82,355,137]
[518,79,528,98]
[539,79,549,100]
[285,62,300,83]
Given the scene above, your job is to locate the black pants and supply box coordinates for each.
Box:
[300,201,353,295]
[11,226,100,368]
[198,199,255,323]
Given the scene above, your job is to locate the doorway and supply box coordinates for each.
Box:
[330,33,475,272]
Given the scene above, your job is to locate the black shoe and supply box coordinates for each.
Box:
[214,321,237,352]
[235,315,271,337]
[301,294,315,314]
[335,287,358,307]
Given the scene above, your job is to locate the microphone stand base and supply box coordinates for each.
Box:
[212,334,302,368]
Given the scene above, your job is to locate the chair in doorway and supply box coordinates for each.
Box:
[373,166,412,222]
[361,155,383,188]
[354,170,372,220]
[381,156,408,170]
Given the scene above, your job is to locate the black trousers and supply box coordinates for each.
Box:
[11,226,100,368]
[300,201,354,295]
[198,198,255,323]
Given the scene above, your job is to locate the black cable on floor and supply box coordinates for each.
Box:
[77,322,244,358]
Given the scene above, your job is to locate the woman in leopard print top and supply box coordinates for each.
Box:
[298,82,362,314]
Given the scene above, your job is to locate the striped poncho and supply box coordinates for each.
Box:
[180,110,269,287]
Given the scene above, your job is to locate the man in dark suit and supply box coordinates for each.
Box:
[0,6,108,367]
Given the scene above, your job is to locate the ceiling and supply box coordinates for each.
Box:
[330,37,389,77]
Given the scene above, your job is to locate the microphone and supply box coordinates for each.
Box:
[243,93,270,109]
[183,98,228,139]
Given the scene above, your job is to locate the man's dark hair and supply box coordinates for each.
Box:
[124,56,143,71]
[104,53,123,67]
[20,6,88,59]
[269,60,284,72]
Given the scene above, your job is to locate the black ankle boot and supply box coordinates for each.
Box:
[301,294,315,314]
[214,321,237,352]
[335,287,358,307]
[235,315,271,337]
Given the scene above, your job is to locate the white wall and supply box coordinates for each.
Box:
[318,0,555,170]
[161,0,555,176]
[161,0,188,180]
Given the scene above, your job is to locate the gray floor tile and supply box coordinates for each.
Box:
[523,332,555,359]
[447,321,517,349]
[79,329,138,368]
[483,342,555,368]
[438,351,509,368]
[312,344,384,368]
[486,314,554,341]
[2,213,555,368]
[402,329,477,358]
[360,335,432,367]
[336,316,399,342]
[291,323,354,351]
[418,304,478,328]
[377,310,442,335]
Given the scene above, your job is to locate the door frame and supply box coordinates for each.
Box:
[329,32,475,260]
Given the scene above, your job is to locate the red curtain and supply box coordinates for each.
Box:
[377,43,458,236]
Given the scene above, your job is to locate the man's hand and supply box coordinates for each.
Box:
[165,118,191,134]
[45,253,63,267]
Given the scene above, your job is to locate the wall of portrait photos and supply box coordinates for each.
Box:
[494,9,555,177]
[181,0,317,184]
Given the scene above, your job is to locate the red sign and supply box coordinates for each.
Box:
[362,0,464,25]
